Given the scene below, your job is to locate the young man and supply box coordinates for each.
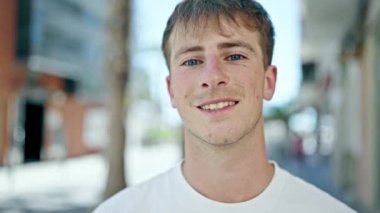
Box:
[95,0,356,212]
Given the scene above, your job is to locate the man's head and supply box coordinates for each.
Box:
[162,0,275,70]
[163,0,277,146]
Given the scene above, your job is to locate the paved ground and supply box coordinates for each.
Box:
[0,143,363,212]
[0,144,181,213]
[0,154,106,213]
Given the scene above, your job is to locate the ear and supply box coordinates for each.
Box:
[263,65,277,101]
[166,75,177,108]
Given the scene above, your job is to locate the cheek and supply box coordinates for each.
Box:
[171,76,193,102]
[245,78,264,101]
[250,74,265,91]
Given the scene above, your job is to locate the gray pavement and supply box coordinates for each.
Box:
[0,143,181,213]
[0,154,106,213]
[0,143,363,212]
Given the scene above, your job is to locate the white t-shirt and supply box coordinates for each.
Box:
[94,162,356,213]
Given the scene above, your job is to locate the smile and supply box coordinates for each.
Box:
[198,101,238,111]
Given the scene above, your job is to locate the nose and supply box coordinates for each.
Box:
[200,58,229,88]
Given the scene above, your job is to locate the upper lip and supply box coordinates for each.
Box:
[196,98,240,108]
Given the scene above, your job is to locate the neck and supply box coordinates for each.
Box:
[182,117,274,203]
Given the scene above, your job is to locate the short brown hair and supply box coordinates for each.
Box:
[161,0,275,69]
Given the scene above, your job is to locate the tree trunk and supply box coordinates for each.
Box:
[104,0,130,199]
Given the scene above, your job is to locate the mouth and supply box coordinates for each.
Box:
[197,100,239,111]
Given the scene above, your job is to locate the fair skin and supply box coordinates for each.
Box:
[166,16,277,203]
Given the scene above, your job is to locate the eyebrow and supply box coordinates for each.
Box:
[173,46,204,61]
[173,40,255,61]
[217,41,255,53]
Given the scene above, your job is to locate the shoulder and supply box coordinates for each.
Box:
[93,167,176,213]
[275,166,356,212]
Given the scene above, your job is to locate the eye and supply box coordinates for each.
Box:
[182,59,203,66]
[227,54,245,61]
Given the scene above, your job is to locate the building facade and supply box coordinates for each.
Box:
[0,0,108,166]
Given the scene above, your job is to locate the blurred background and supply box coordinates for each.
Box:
[0,0,379,212]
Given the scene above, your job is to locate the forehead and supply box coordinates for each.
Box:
[171,13,257,42]
[168,15,262,56]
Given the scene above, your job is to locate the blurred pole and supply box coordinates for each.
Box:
[104,0,130,199]
[0,98,7,166]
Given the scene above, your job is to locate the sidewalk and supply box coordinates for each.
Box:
[0,154,107,213]
[0,143,361,212]
[0,143,181,213]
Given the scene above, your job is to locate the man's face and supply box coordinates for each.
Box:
[166,17,277,146]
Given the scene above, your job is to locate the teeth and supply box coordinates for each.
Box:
[200,101,236,111]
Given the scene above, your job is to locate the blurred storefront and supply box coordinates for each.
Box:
[0,0,108,166]
[332,0,379,210]
[300,0,380,211]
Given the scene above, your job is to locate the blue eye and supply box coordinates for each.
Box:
[228,54,244,61]
[182,59,202,66]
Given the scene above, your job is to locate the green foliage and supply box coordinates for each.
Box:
[142,126,178,146]
[265,103,296,121]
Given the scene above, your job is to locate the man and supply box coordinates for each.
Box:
[95,0,356,212]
